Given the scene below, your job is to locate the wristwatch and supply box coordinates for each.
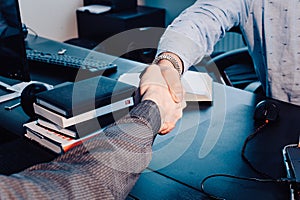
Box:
[152,54,182,76]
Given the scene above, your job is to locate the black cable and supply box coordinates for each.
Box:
[26,26,39,37]
[200,121,286,199]
[241,121,274,179]
[200,173,294,200]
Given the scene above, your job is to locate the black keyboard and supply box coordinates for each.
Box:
[26,49,117,73]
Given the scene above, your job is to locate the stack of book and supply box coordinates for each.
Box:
[24,76,137,154]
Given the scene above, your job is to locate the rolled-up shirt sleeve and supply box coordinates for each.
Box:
[157,0,251,72]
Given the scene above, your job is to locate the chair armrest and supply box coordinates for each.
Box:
[204,47,255,87]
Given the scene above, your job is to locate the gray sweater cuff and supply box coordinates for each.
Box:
[129,100,161,135]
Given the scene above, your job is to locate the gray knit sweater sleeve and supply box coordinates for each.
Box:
[0,100,161,200]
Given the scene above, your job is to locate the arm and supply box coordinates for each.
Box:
[157,0,251,71]
[138,0,251,133]
[0,100,160,199]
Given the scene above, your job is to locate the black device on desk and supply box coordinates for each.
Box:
[0,0,30,82]
[0,0,54,119]
[76,6,165,43]
[284,145,300,200]
[0,0,54,109]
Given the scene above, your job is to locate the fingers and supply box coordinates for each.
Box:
[139,64,186,135]
[159,122,176,135]
[158,100,186,134]
[160,65,184,103]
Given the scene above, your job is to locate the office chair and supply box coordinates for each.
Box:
[204,46,263,94]
[201,25,262,93]
[203,26,264,94]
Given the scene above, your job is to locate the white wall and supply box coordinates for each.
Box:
[18,0,195,42]
[19,0,82,42]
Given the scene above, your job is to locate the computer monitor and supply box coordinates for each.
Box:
[0,0,30,82]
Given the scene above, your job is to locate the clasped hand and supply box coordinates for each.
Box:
[139,64,186,134]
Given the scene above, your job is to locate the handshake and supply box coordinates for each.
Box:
[139,64,186,134]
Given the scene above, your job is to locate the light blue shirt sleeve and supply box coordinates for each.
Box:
[157,0,252,72]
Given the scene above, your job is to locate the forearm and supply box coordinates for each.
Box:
[0,100,161,199]
[158,0,250,71]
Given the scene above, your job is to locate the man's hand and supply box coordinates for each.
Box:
[139,64,186,134]
[160,65,184,103]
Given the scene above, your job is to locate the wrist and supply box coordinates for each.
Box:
[130,100,161,135]
[152,52,183,76]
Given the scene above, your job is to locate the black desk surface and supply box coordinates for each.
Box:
[129,84,300,200]
[0,35,299,200]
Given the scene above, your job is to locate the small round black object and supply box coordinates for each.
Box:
[21,83,49,118]
[254,99,280,122]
